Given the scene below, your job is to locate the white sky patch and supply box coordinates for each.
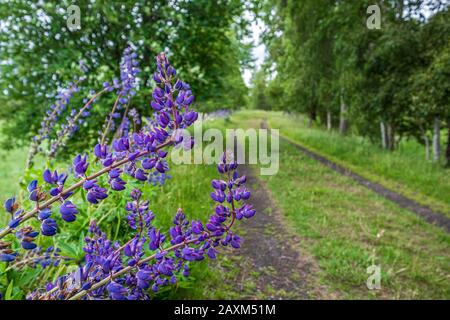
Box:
[242,11,267,87]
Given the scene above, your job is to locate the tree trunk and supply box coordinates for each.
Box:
[339,97,348,135]
[327,111,332,131]
[386,123,395,150]
[432,117,441,163]
[445,120,450,167]
[382,123,397,150]
[380,122,387,149]
[424,135,430,161]
[307,110,316,128]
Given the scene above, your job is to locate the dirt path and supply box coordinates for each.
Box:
[275,133,450,233]
[222,165,332,300]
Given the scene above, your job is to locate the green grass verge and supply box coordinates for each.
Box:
[234,110,450,217]
[224,111,450,299]
[264,140,449,299]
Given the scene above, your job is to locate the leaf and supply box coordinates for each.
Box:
[17,269,40,287]
[114,214,121,241]
[5,280,13,300]
[57,241,79,259]
[77,232,85,256]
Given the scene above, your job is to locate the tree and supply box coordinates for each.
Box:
[260,0,449,159]
[0,0,250,154]
[249,68,271,110]
[410,8,450,163]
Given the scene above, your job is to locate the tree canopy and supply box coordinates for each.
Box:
[0,0,251,152]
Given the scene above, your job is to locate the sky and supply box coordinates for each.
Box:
[242,15,267,87]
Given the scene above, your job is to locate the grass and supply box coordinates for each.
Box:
[223,111,450,299]
[0,146,28,198]
[265,141,449,299]
[1,111,449,299]
[233,110,450,216]
[0,127,246,299]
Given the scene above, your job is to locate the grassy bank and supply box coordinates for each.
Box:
[2,111,449,299]
[217,112,450,299]
[262,140,450,299]
[0,129,245,299]
[233,110,450,216]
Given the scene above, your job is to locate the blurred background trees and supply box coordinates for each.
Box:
[0,0,251,153]
[256,0,450,164]
[0,0,449,165]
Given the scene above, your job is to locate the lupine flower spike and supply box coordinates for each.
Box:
[0,52,252,301]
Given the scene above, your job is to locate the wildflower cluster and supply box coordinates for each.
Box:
[27,153,254,300]
[100,47,140,144]
[0,51,249,300]
[148,170,171,186]
[27,46,142,163]
[3,246,65,270]
[47,89,102,157]
[26,78,84,167]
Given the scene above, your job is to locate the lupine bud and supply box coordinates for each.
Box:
[41,218,58,236]
[27,180,38,193]
[0,253,17,262]
[8,218,21,228]
[4,197,16,213]
[60,201,78,222]
[38,209,52,221]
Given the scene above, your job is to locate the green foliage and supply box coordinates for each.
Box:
[260,110,450,215]
[249,68,271,110]
[256,0,450,154]
[0,0,250,153]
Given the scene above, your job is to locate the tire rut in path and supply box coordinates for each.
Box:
[229,165,328,299]
[274,132,450,233]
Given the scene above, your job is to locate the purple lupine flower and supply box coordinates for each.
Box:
[94,143,108,159]
[48,89,100,158]
[155,160,168,173]
[27,180,39,202]
[40,218,58,236]
[0,252,17,262]
[28,153,255,299]
[148,228,164,251]
[4,197,16,213]
[73,154,89,177]
[86,186,108,204]
[110,178,126,191]
[211,190,226,203]
[134,169,147,181]
[83,180,96,190]
[119,46,140,98]
[236,203,256,219]
[26,78,84,167]
[148,170,171,186]
[107,282,128,300]
[16,226,39,250]
[60,201,78,222]
[8,218,21,228]
[16,246,66,270]
[38,208,52,221]
[3,55,258,302]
